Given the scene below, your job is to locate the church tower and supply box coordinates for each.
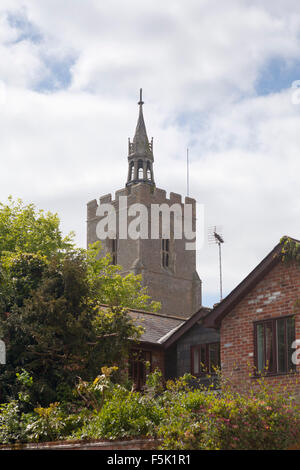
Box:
[87,90,202,318]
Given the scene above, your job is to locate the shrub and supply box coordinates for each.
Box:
[73,386,165,440]
[156,375,300,450]
[0,401,23,444]
[2,369,300,449]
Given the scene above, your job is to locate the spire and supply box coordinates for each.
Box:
[126,89,155,187]
[133,89,149,154]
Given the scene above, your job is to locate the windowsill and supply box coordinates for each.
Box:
[192,373,219,378]
[251,370,298,379]
[161,265,174,275]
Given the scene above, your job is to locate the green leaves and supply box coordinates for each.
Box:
[0,197,161,408]
[156,374,300,450]
[86,241,161,312]
[1,369,300,448]
[0,196,75,257]
[281,236,300,265]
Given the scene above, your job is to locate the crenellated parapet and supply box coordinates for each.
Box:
[87,186,197,222]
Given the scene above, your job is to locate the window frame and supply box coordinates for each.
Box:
[253,315,296,376]
[190,342,220,376]
[162,238,170,268]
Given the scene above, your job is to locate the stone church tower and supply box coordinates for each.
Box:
[87,91,202,318]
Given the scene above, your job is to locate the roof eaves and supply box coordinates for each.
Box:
[162,306,212,349]
[157,322,185,344]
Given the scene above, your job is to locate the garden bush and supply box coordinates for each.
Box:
[156,374,300,450]
[1,368,300,449]
[73,387,164,440]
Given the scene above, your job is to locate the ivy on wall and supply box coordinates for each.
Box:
[280,236,300,265]
[280,236,300,314]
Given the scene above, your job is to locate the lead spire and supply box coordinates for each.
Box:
[126,89,155,187]
[132,88,150,153]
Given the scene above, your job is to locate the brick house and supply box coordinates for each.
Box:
[205,237,300,396]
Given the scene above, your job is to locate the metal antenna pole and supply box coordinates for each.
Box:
[218,240,223,301]
[208,226,225,302]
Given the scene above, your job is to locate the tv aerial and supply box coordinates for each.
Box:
[208,226,225,301]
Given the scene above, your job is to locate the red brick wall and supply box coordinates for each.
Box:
[221,260,300,395]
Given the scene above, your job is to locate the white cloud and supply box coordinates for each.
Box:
[0,1,300,307]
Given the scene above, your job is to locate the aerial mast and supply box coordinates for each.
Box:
[208,226,225,301]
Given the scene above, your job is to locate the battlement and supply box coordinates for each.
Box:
[87,185,196,221]
[99,193,112,204]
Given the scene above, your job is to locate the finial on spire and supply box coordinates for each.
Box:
[138,88,144,106]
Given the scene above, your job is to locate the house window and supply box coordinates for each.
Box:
[254,316,296,375]
[162,239,170,268]
[111,238,117,265]
[191,343,220,375]
[129,349,152,390]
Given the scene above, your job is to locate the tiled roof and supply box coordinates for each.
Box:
[97,304,212,347]
[128,310,185,345]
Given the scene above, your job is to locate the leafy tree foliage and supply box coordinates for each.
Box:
[0,196,74,256]
[0,198,159,405]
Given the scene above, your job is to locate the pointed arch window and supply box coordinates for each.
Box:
[137,160,144,180]
[146,161,152,180]
[129,162,134,181]
[162,239,170,268]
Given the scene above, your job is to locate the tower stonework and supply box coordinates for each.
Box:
[87,91,202,318]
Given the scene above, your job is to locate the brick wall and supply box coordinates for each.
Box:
[221,260,300,396]
[0,438,160,451]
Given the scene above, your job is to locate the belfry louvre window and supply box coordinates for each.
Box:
[137,159,144,179]
[129,162,134,181]
[254,316,296,375]
[162,239,170,268]
[146,161,151,180]
[191,343,220,376]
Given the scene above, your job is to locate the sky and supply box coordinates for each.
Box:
[0,0,300,307]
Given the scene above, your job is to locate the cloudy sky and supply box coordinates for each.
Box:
[0,0,300,307]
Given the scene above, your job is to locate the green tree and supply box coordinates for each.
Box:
[0,198,159,405]
[0,196,74,257]
[0,249,159,404]
[0,197,75,314]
